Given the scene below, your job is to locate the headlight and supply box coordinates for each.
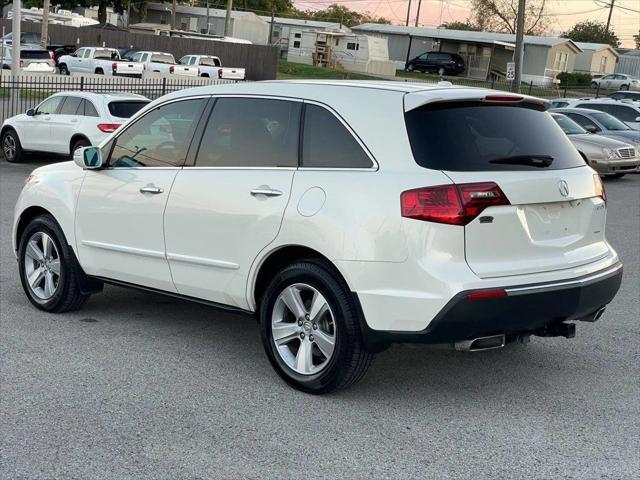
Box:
[601,147,617,159]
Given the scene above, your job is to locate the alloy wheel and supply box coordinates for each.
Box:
[23,231,61,300]
[271,283,336,375]
[3,134,16,159]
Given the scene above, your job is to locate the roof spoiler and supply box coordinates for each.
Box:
[404,89,550,112]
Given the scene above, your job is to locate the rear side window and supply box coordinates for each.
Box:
[83,100,99,117]
[108,100,149,118]
[195,98,300,168]
[302,104,373,168]
[59,96,83,115]
[405,104,585,171]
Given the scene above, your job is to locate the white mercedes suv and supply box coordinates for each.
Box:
[12,81,623,393]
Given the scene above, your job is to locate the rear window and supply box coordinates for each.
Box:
[21,50,50,60]
[200,56,221,67]
[405,104,585,171]
[108,100,150,118]
[150,53,175,64]
[95,48,116,59]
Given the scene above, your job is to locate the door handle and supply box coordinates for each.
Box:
[250,188,283,197]
[140,186,164,194]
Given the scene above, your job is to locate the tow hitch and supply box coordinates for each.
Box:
[535,321,576,339]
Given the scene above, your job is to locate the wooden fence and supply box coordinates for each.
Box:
[1,20,279,80]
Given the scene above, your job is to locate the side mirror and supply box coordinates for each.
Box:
[26,108,35,116]
[74,146,103,169]
[584,125,597,133]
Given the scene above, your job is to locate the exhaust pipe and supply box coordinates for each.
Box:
[455,334,506,352]
[580,306,606,323]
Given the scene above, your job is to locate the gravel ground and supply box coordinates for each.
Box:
[1,157,639,480]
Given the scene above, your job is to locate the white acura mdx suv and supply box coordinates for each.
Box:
[12,81,623,393]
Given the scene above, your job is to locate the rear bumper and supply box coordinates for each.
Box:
[360,262,623,349]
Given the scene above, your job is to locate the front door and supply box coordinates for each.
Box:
[75,97,208,291]
[21,95,64,151]
[164,97,301,308]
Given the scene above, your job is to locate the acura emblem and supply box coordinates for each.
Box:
[558,180,569,197]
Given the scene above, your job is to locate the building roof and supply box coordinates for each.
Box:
[257,15,341,29]
[145,3,259,20]
[575,42,619,57]
[352,23,582,52]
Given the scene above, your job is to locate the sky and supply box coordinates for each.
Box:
[293,0,640,47]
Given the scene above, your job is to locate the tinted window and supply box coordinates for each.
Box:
[606,105,639,122]
[37,96,63,114]
[196,98,300,168]
[200,56,220,66]
[590,112,630,131]
[94,48,114,59]
[108,100,149,118]
[59,96,83,115]
[552,114,586,135]
[150,53,174,64]
[110,99,206,168]
[405,104,585,171]
[565,113,600,131]
[302,104,372,168]
[429,53,449,61]
[21,50,51,60]
[83,100,99,117]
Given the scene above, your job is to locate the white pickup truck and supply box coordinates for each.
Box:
[57,47,144,77]
[178,54,246,80]
[128,51,199,77]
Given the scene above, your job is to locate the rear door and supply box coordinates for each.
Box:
[404,98,608,278]
[163,96,301,308]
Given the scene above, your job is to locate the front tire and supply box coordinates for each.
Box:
[2,128,23,162]
[406,64,414,72]
[18,215,89,312]
[259,261,373,394]
[620,84,629,91]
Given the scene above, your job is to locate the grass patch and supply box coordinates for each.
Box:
[0,87,53,100]
[277,60,382,81]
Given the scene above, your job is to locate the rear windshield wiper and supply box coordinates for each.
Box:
[489,155,554,168]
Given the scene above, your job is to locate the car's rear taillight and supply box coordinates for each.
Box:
[112,62,117,72]
[593,173,606,204]
[97,123,121,133]
[169,65,175,74]
[401,182,510,226]
[218,68,223,79]
[19,60,24,68]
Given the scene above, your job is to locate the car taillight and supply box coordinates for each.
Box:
[112,62,117,72]
[401,182,510,226]
[218,68,223,79]
[484,95,524,102]
[19,60,24,68]
[169,65,174,74]
[97,123,121,133]
[49,51,54,59]
[593,173,606,204]
[467,289,507,301]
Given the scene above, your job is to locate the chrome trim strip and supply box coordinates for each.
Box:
[505,263,622,296]
[80,240,165,259]
[166,252,240,270]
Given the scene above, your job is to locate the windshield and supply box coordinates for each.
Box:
[95,48,117,59]
[200,56,221,67]
[591,111,631,131]
[150,53,175,64]
[552,114,587,135]
[404,104,585,171]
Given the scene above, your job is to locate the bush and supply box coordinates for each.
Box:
[556,72,592,86]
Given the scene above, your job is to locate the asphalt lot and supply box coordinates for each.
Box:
[1,157,638,480]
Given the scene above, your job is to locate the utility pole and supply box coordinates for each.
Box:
[405,0,412,27]
[224,0,233,37]
[41,0,49,48]
[171,0,177,30]
[206,1,210,34]
[512,0,525,93]
[605,0,615,33]
[414,0,422,27]
[268,3,275,45]
[126,0,131,29]
[10,0,20,76]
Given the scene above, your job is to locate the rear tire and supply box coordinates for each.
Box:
[58,64,69,75]
[70,137,90,156]
[406,64,414,72]
[95,68,104,75]
[18,215,90,313]
[438,67,445,76]
[259,261,373,394]
[591,81,598,89]
[620,84,629,91]
[2,128,23,163]
[201,73,210,78]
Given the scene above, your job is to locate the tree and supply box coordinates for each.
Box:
[633,31,639,50]
[561,21,620,48]
[439,21,481,31]
[470,0,549,35]
[293,4,390,27]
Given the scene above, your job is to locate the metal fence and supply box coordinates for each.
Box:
[0,74,239,122]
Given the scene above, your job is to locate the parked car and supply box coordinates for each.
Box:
[557,98,640,131]
[550,107,640,148]
[1,92,150,162]
[551,113,639,177]
[57,47,144,78]
[608,91,640,101]
[591,74,639,91]
[128,51,199,77]
[51,45,77,66]
[405,52,465,76]
[2,31,50,46]
[178,54,246,80]
[1,45,55,73]
[11,82,623,393]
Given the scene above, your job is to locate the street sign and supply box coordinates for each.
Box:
[506,62,515,81]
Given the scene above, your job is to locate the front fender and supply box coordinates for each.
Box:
[13,163,86,256]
